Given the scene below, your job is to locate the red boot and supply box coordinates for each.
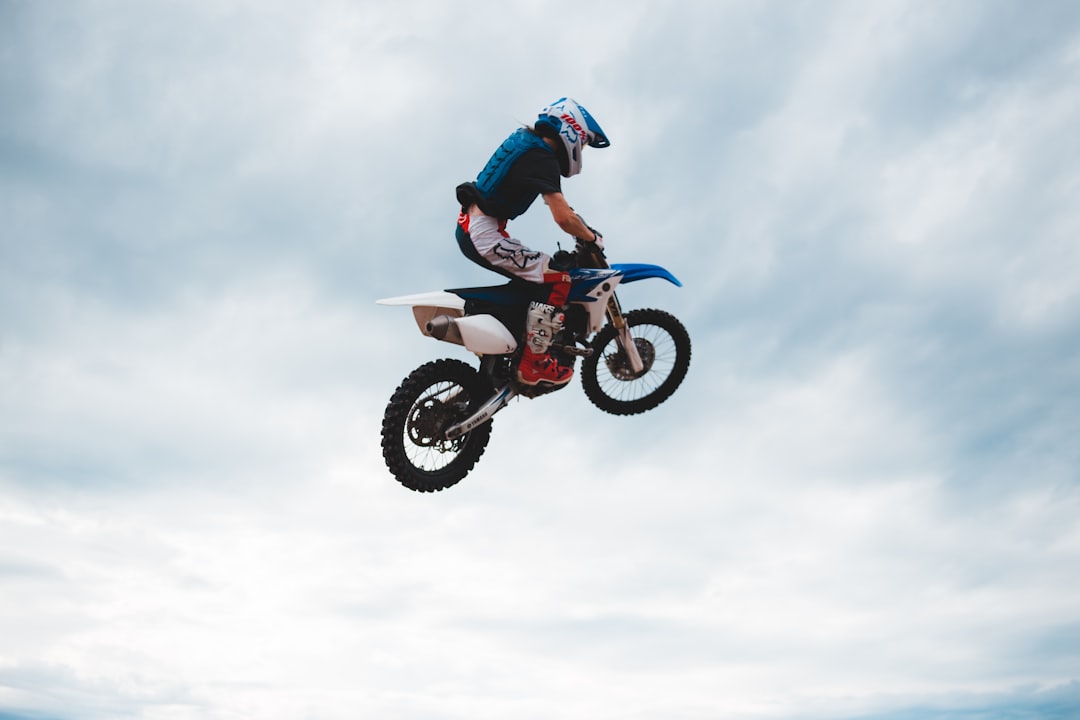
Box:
[517,300,573,386]
[518,346,573,386]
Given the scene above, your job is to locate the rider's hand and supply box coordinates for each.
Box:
[575,232,606,264]
[587,227,604,250]
[586,227,604,250]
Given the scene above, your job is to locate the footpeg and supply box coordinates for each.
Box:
[553,343,594,358]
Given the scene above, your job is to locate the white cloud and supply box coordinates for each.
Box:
[2,1,1080,719]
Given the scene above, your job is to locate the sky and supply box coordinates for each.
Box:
[2,0,1079,718]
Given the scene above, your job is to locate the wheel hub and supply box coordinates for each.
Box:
[606,338,655,380]
[406,395,465,451]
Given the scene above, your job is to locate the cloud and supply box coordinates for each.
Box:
[0,270,384,491]
[2,1,1080,719]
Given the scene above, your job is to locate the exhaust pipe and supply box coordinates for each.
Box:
[426,314,464,345]
[425,313,518,354]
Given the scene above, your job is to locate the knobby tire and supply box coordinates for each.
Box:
[381,358,493,492]
[581,308,691,416]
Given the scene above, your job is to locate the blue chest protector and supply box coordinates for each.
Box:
[470,129,555,220]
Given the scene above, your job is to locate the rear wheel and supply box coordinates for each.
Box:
[381,359,493,492]
[581,309,691,416]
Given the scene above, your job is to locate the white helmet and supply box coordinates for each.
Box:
[535,97,610,177]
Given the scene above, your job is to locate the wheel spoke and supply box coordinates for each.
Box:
[598,325,678,401]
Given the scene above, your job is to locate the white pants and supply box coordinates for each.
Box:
[458,207,552,284]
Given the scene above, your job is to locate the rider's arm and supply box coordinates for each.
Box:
[543,192,600,242]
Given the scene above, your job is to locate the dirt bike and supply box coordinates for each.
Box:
[377,241,691,492]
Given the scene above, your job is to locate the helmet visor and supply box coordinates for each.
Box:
[580,105,610,149]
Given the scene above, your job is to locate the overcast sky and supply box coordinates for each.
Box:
[2,1,1079,718]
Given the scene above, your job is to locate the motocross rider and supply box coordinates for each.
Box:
[455,97,610,386]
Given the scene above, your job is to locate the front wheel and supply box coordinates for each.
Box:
[381,359,493,492]
[581,309,691,416]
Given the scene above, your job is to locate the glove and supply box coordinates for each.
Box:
[588,227,604,250]
[575,225,603,249]
[572,210,604,249]
[575,232,606,264]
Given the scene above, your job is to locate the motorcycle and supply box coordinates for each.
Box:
[377,241,691,492]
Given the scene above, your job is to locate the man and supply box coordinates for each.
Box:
[455,97,610,386]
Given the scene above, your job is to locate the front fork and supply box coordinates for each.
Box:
[606,292,646,375]
[579,240,645,375]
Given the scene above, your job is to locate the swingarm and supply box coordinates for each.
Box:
[444,385,517,440]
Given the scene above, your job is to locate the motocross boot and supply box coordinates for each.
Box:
[518,301,573,386]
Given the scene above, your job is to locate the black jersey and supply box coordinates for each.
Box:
[456,129,562,220]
